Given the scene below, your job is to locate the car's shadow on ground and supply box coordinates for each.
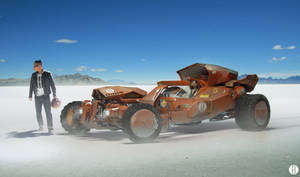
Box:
[169,120,239,134]
[157,120,300,143]
[60,119,297,143]
[156,120,242,143]
[7,119,299,143]
[7,130,51,138]
[58,120,242,143]
[56,131,128,141]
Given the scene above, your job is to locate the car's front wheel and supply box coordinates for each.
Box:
[122,103,162,143]
[60,101,90,134]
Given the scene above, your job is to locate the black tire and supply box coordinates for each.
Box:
[122,103,162,143]
[60,101,90,134]
[235,94,271,131]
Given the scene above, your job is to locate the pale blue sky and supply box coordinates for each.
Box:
[0,0,299,83]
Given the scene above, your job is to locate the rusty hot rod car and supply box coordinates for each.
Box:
[60,63,270,142]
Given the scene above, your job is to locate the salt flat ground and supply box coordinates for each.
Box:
[0,84,299,177]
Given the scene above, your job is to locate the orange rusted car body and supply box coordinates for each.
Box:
[76,63,258,130]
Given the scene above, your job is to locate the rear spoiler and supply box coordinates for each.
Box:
[225,74,258,92]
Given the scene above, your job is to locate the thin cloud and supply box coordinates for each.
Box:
[272,45,296,50]
[90,68,107,72]
[115,70,124,73]
[141,58,147,62]
[76,65,88,72]
[0,59,6,63]
[271,56,287,61]
[287,45,296,50]
[272,45,284,50]
[55,38,78,44]
[56,68,63,72]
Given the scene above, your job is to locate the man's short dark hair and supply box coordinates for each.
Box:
[34,60,42,65]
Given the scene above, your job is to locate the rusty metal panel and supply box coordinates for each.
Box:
[176,63,238,86]
[92,86,147,99]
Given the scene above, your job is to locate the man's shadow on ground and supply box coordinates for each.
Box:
[7,130,51,138]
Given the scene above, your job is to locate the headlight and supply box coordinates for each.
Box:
[79,108,83,114]
[104,110,110,116]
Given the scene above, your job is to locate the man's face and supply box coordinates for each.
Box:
[34,63,42,72]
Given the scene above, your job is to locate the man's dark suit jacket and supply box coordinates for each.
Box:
[29,70,56,98]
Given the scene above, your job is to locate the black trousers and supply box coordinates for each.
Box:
[35,94,53,129]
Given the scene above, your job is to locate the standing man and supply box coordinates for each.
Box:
[29,60,56,134]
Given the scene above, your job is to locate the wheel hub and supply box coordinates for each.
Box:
[130,109,158,138]
[254,101,269,126]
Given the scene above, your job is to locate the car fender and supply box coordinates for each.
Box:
[140,85,168,105]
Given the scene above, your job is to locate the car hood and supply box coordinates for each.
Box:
[92,86,147,99]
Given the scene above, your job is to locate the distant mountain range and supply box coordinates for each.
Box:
[107,79,137,85]
[1,73,300,86]
[0,73,106,86]
[238,74,300,84]
[0,73,138,86]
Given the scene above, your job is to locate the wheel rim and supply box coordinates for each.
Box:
[67,109,74,127]
[66,108,81,128]
[130,109,158,138]
[254,101,269,126]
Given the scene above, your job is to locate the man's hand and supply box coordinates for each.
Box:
[29,97,32,101]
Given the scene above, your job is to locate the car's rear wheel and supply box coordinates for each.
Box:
[235,94,270,130]
[122,103,162,143]
[60,101,90,134]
